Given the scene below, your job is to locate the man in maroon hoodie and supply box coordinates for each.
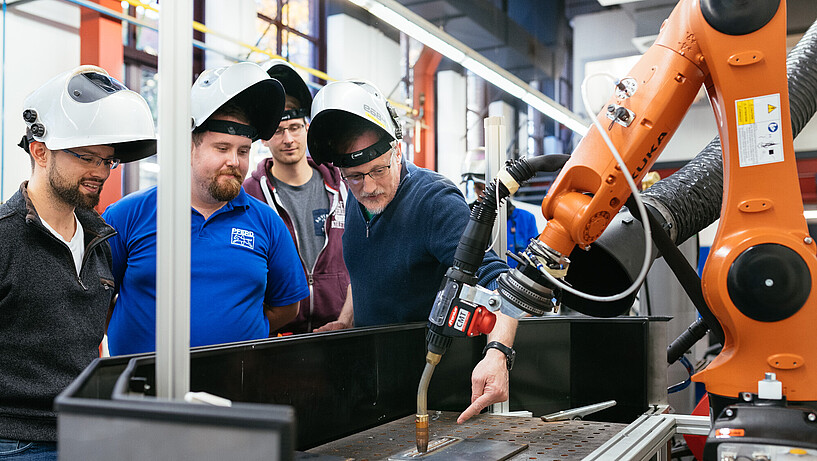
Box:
[243,60,351,334]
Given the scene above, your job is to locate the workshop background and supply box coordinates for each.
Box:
[2,0,817,459]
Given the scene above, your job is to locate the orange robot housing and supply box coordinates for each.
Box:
[540,0,817,405]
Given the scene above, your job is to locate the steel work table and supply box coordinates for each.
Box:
[308,412,628,460]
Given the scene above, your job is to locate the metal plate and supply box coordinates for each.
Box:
[308,412,628,460]
[389,438,527,460]
[295,451,348,460]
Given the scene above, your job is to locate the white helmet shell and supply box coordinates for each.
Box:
[460,158,487,206]
[307,79,402,166]
[21,65,156,163]
[191,61,285,141]
[461,158,486,185]
[460,148,487,184]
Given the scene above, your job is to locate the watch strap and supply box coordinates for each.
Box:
[483,341,515,370]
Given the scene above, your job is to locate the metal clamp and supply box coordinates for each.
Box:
[459,283,502,312]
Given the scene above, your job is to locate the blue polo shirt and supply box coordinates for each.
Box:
[103,186,309,355]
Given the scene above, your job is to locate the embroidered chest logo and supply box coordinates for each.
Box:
[332,200,345,229]
[231,228,255,249]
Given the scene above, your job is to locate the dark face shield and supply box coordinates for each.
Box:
[67,72,129,104]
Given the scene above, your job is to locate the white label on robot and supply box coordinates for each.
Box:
[735,93,784,167]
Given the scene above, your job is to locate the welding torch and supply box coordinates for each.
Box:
[415,154,569,453]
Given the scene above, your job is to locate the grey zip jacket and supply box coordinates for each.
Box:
[0,182,116,441]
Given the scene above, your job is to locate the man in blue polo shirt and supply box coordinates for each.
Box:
[103,62,309,355]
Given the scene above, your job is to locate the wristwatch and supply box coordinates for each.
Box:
[483,341,516,370]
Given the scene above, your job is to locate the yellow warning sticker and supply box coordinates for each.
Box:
[737,100,755,125]
[735,93,784,168]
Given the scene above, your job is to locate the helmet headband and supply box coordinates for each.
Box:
[333,138,393,168]
[280,108,309,121]
[194,119,259,141]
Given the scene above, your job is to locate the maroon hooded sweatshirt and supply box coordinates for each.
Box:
[243,156,350,333]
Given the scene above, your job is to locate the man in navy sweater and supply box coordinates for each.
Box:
[307,79,514,423]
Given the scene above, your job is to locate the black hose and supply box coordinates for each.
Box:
[427,154,570,353]
[667,317,709,365]
[643,17,817,245]
[452,154,570,275]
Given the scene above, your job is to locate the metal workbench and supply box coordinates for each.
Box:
[57,318,670,459]
[308,412,628,460]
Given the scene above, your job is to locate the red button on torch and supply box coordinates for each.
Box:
[466,307,497,337]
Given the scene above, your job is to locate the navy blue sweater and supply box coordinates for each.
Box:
[343,161,508,327]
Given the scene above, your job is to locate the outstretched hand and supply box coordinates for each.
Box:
[457,350,509,424]
[313,320,350,332]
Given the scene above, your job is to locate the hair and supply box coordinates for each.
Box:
[284,95,301,110]
[328,116,390,156]
[192,100,251,146]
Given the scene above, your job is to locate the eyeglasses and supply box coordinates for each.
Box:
[62,148,121,170]
[272,123,305,138]
[341,154,394,185]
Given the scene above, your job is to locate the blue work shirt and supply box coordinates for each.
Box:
[103,186,309,355]
[507,206,540,268]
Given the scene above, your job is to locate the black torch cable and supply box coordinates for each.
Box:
[452,155,570,275]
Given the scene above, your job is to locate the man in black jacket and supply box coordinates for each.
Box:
[0,65,155,459]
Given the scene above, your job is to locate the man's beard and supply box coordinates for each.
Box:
[359,189,387,215]
[357,171,399,215]
[365,205,386,215]
[208,168,243,202]
[48,162,102,209]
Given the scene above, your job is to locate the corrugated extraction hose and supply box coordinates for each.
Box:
[643,17,817,244]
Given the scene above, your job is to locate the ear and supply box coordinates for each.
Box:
[395,142,403,163]
[29,141,50,168]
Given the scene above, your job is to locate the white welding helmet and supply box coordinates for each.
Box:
[264,59,312,121]
[191,61,285,141]
[307,79,402,167]
[460,152,486,206]
[20,65,156,163]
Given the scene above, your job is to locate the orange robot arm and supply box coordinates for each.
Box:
[541,0,817,403]
[540,1,708,256]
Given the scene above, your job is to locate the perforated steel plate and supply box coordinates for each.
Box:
[308,411,628,460]
[388,438,527,460]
